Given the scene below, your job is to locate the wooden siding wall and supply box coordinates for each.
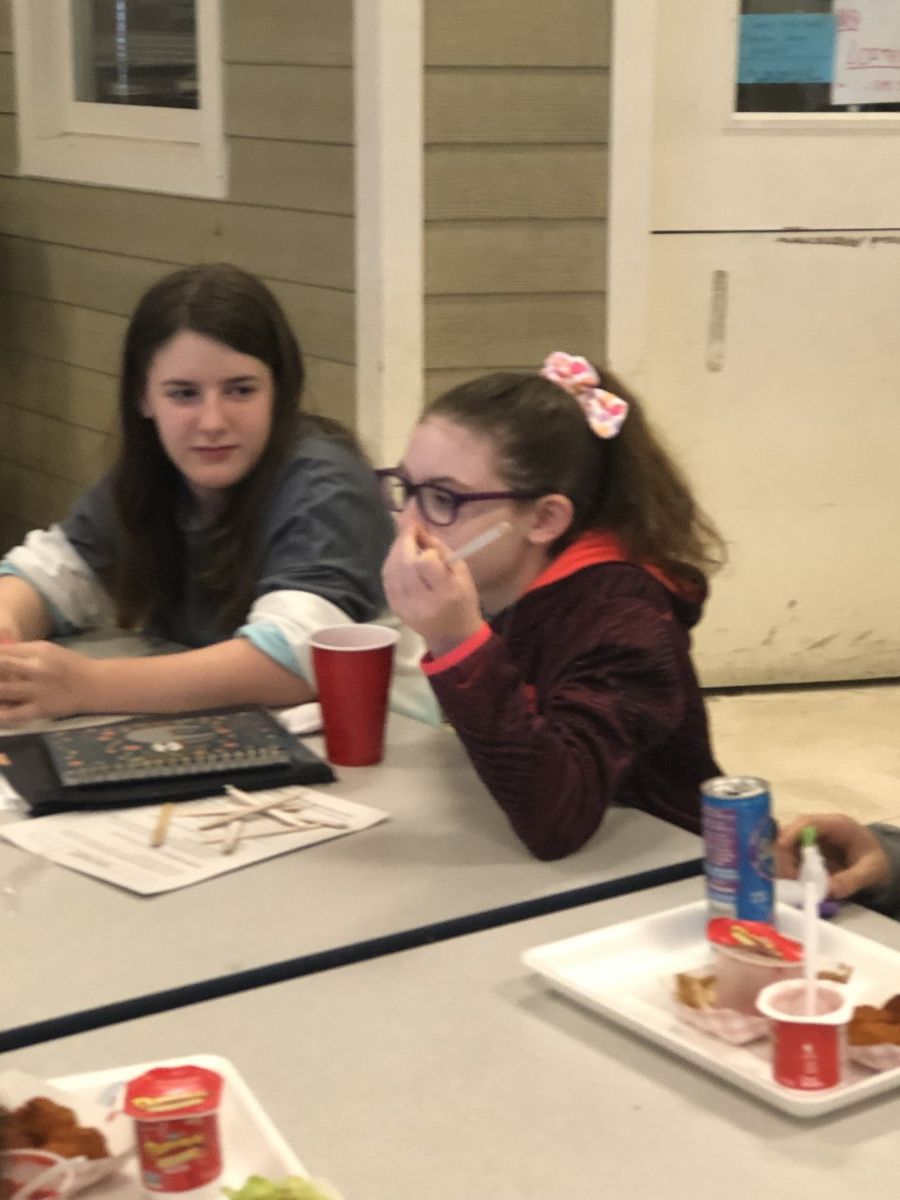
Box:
[0,0,355,551]
[423,0,611,402]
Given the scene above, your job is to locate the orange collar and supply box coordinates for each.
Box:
[525,532,690,600]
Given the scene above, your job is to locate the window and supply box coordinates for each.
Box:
[736,1,900,114]
[12,0,226,198]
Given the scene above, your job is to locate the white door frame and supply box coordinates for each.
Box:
[354,0,425,465]
[606,0,657,387]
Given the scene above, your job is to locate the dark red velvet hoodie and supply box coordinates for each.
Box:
[422,532,720,860]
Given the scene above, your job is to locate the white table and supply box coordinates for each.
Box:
[3,877,897,1200]
[0,712,702,1048]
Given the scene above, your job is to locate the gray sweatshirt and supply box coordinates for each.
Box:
[859,824,900,919]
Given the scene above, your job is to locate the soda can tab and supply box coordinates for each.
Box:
[124,1065,224,1200]
[701,775,775,923]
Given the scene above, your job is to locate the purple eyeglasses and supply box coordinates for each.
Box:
[376,469,544,527]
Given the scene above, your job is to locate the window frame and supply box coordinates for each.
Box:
[11,0,227,198]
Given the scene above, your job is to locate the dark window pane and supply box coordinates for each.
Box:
[72,0,198,109]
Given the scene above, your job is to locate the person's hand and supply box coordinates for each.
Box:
[382,524,483,657]
[775,812,892,900]
[0,641,98,724]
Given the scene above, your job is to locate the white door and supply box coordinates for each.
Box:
[610,0,900,687]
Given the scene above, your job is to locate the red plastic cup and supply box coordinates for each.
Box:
[756,979,853,1091]
[310,624,399,766]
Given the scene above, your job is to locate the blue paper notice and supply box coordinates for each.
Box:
[738,13,836,85]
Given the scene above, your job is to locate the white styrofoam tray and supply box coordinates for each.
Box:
[2,1054,307,1199]
[522,900,900,1118]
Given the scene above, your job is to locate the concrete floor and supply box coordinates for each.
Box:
[706,682,900,828]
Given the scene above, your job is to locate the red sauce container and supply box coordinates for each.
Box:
[124,1066,224,1200]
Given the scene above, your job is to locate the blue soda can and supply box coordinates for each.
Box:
[701,775,775,922]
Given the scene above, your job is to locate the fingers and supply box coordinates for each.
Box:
[775,811,890,899]
[384,524,451,593]
[0,701,39,727]
[775,812,862,854]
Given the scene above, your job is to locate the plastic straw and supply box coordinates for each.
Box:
[800,825,823,1015]
[446,520,512,563]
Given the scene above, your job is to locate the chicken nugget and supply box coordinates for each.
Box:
[12,1097,76,1144]
[45,1125,108,1160]
[848,1021,900,1046]
[851,1005,884,1024]
[2,1127,33,1150]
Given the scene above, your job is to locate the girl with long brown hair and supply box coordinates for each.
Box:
[381,352,726,859]
[0,264,392,720]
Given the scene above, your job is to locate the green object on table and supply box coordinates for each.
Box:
[223,1176,342,1200]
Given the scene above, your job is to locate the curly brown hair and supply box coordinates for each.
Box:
[425,368,726,584]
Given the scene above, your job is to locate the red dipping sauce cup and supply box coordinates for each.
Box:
[756,980,853,1090]
[124,1065,224,1200]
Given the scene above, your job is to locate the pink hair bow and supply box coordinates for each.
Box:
[540,351,628,439]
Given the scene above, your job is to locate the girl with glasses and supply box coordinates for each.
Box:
[381,352,725,859]
[0,264,392,722]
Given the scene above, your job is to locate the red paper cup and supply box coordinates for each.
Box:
[756,979,853,1091]
[310,624,399,766]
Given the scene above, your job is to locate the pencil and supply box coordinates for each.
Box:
[150,802,175,848]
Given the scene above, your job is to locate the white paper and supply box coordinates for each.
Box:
[0,771,26,812]
[833,0,900,106]
[274,701,323,735]
[0,787,387,895]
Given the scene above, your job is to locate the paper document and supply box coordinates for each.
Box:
[0,787,387,895]
[0,773,25,813]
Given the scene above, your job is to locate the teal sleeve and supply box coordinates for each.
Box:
[0,561,80,636]
[235,620,308,680]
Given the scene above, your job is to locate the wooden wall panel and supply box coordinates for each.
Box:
[424,0,612,385]
[228,140,353,214]
[426,221,607,294]
[303,358,357,434]
[424,366,533,405]
[223,0,352,66]
[0,112,16,174]
[0,52,14,112]
[0,350,117,432]
[426,294,606,370]
[0,460,83,530]
[225,66,352,143]
[0,178,355,290]
[425,0,611,67]
[426,68,609,143]
[0,293,126,375]
[426,146,607,220]
[0,237,352,366]
[0,237,171,315]
[0,404,114,487]
[266,280,354,366]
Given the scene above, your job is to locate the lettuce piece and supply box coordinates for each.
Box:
[222,1176,341,1200]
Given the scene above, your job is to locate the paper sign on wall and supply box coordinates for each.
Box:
[833,0,900,105]
[738,14,835,85]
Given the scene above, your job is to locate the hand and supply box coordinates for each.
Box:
[775,812,892,900]
[382,524,484,656]
[0,641,98,724]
